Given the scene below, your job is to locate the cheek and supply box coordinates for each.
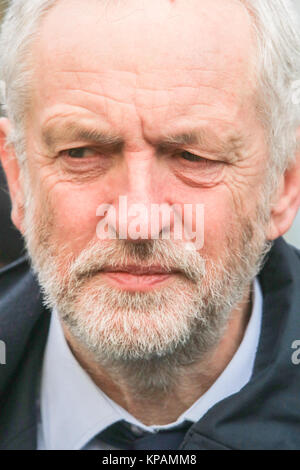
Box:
[203,206,234,256]
[187,187,242,258]
[44,184,102,255]
[36,168,244,260]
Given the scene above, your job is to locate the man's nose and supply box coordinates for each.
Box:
[105,154,174,241]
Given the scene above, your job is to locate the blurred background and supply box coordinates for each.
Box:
[0,0,299,268]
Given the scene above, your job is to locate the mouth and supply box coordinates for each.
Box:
[100,265,180,291]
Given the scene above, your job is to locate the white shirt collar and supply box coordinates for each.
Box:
[38,278,263,450]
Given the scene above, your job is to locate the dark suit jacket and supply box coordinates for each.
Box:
[0,237,300,450]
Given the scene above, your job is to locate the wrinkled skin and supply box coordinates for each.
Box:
[1,0,300,424]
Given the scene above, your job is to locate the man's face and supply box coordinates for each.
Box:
[18,0,271,378]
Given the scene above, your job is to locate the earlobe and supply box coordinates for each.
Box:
[0,117,25,234]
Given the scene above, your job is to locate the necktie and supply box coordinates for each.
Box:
[99,420,192,450]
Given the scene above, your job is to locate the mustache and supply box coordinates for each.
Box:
[68,239,206,285]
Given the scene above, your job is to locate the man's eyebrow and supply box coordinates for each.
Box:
[156,128,244,160]
[41,121,124,152]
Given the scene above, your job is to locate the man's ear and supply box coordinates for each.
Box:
[0,117,25,234]
[267,128,300,241]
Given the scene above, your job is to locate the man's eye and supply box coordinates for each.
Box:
[65,148,94,159]
[180,151,207,162]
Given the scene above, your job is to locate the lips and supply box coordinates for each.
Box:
[100,265,179,291]
[101,265,176,275]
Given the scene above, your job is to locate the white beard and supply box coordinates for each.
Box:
[22,174,272,393]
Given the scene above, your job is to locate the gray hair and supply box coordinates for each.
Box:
[0,0,300,180]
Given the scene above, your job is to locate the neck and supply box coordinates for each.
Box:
[63,285,252,426]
